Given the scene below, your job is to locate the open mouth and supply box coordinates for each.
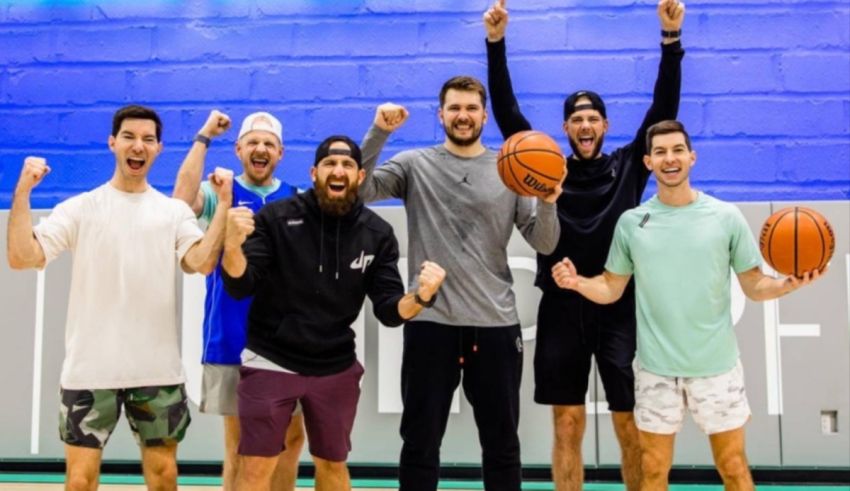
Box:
[250,157,269,171]
[661,167,681,177]
[577,135,595,153]
[327,181,347,194]
[127,157,145,170]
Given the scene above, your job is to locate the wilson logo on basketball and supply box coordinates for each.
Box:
[522,174,552,194]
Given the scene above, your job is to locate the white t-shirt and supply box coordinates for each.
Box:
[33,183,204,390]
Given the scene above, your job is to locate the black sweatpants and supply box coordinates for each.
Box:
[398,321,523,491]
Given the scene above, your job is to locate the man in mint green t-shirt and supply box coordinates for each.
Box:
[551,120,825,491]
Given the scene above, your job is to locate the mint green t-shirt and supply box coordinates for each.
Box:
[605,193,762,377]
[199,176,282,225]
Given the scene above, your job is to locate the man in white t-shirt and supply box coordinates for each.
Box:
[7,104,232,491]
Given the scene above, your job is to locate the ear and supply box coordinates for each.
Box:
[643,154,652,171]
[437,107,444,127]
[689,150,697,167]
[356,168,366,186]
[602,119,609,134]
[108,135,116,152]
[482,107,488,125]
[278,145,284,159]
[309,166,317,183]
[234,140,242,159]
[155,142,163,156]
[562,121,569,135]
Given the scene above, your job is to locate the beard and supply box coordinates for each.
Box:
[443,122,483,147]
[568,134,605,161]
[315,176,359,216]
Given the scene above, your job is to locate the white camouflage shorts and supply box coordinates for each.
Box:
[635,359,751,435]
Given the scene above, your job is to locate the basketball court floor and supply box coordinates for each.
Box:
[0,475,847,490]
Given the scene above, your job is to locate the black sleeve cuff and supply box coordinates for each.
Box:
[376,293,406,327]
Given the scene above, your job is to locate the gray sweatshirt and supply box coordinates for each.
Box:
[360,125,559,327]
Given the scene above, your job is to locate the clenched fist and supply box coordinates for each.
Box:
[416,261,447,303]
[225,207,255,250]
[199,110,232,139]
[551,257,579,290]
[209,167,235,205]
[17,156,51,193]
[374,103,410,133]
[658,0,685,32]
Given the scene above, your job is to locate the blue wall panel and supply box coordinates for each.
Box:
[0,0,847,207]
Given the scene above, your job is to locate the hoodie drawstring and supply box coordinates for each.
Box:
[318,213,325,274]
[335,220,341,280]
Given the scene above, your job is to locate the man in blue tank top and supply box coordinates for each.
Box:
[173,110,301,491]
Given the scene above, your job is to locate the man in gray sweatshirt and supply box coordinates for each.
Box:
[360,76,562,491]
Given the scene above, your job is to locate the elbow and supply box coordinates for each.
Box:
[7,251,37,270]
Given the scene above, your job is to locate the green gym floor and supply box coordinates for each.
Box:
[0,474,847,490]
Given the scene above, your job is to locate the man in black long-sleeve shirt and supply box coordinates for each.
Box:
[484,1,685,489]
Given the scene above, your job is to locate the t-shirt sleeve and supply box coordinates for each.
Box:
[198,181,218,226]
[729,207,762,273]
[604,215,634,276]
[32,197,81,267]
[174,201,204,263]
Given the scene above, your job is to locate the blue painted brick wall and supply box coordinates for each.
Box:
[0,0,848,208]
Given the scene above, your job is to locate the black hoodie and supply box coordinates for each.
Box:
[222,189,406,376]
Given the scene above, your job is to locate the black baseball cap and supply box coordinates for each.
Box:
[313,135,363,168]
[563,90,607,120]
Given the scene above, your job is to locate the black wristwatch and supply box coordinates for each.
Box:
[414,292,437,308]
[194,134,211,148]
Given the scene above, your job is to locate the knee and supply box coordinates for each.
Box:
[716,453,750,481]
[313,457,347,475]
[285,427,305,452]
[640,451,670,480]
[553,411,584,448]
[146,457,178,483]
[65,471,98,491]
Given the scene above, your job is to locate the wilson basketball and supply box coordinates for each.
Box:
[497,130,566,198]
[759,206,835,277]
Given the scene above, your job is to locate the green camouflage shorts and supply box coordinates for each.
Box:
[59,384,191,448]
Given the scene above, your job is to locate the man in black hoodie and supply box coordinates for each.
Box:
[221,135,445,491]
[484,1,685,489]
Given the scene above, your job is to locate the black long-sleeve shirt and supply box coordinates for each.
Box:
[222,190,406,375]
[487,38,684,298]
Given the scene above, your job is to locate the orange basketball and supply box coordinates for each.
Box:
[759,206,835,277]
[497,130,566,198]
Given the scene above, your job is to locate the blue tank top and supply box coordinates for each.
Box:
[202,180,297,364]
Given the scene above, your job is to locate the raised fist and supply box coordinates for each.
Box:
[17,156,51,193]
[225,206,255,250]
[374,103,410,133]
[209,167,235,204]
[658,0,685,32]
[199,110,232,138]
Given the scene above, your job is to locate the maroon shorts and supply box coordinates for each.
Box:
[237,361,364,461]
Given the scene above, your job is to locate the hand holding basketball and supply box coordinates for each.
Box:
[497,130,566,199]
[374,103,409,133]
[17,156,51,193]
[483,0,509,42]
[200,110,232,138]
[760,206,835,278]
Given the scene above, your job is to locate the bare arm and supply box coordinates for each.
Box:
[736,266,824,302]
[181,168,233,275]
[7,157,49,269]
[397,261,446,320]
[551,257,632,304]
[173,110,232,216]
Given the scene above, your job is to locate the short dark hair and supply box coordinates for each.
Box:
[645,120,692,153]
[314,135,363,168]
[112,105,162,141]
[439,76,487,108]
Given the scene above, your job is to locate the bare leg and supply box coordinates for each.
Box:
[271,412,306,491]
[611,411,642,491]
[140,443,179,491]
[638,430,675,491]
[551,405,586,491]
[709,427,754,491]
[223,415,241,491]
[237,455,278,491]
[313,455,350,491]
[64,445,102,491]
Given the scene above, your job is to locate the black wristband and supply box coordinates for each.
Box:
[414,292,437,308]
[194,134,211,148]
[661,29,682,38]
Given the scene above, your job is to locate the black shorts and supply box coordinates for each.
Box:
[533,289,636,411]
